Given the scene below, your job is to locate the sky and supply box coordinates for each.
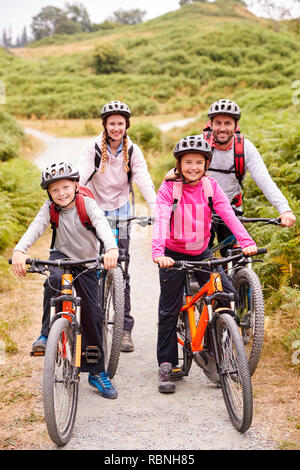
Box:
[0,0,300,42]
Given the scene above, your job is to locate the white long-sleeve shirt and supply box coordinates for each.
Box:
[14,197,117,259]
[205,137,291,214]
[78,133,156,212]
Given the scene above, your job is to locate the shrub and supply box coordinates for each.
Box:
[93,43,126,74]
[128,122,162,152]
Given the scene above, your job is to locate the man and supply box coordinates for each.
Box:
[202,99,296,252]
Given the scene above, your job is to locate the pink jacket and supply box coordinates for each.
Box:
[78,133,156,211]
[152,177,256,259]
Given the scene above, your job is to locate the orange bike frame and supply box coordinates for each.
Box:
[178,272,223,352]
[60,272,82,368]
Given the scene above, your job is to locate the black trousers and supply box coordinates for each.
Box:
[157,247,235,367]
[41,250,105,374]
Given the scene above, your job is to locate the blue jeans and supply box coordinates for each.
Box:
[104,202,133,332]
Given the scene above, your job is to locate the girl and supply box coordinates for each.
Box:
[152,135,257,393]
[78,101,156,352]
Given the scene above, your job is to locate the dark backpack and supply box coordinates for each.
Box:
[203,121,245,187]
[49,185,99,249]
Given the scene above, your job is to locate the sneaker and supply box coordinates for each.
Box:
[158,362,175,393]
[120,330,134,352]
[32,335,47,353]
[88,372,118,399]
[194,350,221,387]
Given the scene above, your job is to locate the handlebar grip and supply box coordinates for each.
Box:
[256,248,267,255]
[8,258,12,264]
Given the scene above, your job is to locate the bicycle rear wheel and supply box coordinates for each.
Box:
[233,268,264,376]
[102,267,124,378]
[216,312,253,433]
[43,317,79,446]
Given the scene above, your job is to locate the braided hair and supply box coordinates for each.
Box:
[100,129,130,174]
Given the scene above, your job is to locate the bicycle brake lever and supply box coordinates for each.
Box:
[27,265,48,275]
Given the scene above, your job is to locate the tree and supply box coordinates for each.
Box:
[30,3,93,40]
[246,0,300,19]
[31,6,65,40]
[110,8,146,25]
[21,27,28,47]
[65,2,92,32]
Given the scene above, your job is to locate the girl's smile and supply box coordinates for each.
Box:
[180,153,206,184]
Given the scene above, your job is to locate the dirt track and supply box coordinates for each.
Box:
[17,127,277,451]
[60,232,276,451]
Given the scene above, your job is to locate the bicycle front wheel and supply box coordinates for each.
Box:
[216,312,253,433]
[233,268,264,376]
[43,317,79,446]
[102,267,124,378]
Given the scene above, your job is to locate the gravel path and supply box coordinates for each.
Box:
[25,126,276,451]
[62,234,275,451]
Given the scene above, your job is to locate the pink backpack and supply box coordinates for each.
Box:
[170,176,214,223]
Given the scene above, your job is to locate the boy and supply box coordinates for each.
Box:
[12,161,119,398]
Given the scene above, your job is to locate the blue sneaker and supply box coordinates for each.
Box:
[88,372,118,399]
[32,335,47,352]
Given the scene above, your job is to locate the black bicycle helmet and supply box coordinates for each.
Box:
[41,162,79,189]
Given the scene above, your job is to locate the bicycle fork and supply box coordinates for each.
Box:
[49,270,82,372]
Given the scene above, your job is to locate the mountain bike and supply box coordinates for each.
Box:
[9,255,109,446]
[209,215,281,376]
[170,248,267,433]
[100,215,154,367]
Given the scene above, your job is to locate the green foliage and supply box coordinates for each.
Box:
[128,122,162,152]
[0,159,45,254]
[0,109,25,161]
[30,2,92,40]
[93,43,126,74]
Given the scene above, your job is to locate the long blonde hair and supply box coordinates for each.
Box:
[100,131,130,174]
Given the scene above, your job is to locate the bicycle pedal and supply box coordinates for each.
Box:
[82,346,101,364]
[30,350,45,357]
[169,368,184,382]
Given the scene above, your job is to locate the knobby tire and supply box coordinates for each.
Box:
[43,317,79,446]
[216,312,253,433]
[233,268,265,376]
[102,266,124,378]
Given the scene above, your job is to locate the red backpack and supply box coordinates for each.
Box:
[203,120,245,207]
[49,186,98,249]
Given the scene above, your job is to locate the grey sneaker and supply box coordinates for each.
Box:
[158,362,175,393]
[194,350,221,387]
[120,331,134,352]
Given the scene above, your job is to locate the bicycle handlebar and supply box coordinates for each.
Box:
[171,248,267,270]
[106,215,154,228]
[212,214,281,225]
[8,253,126,269]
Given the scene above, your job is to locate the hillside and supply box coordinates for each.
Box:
[1,2,299,119]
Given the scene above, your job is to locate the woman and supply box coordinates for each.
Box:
[78,100,156,352]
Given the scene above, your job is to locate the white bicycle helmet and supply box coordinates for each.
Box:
[100,100,131,119]
[41,162,79,189]
[173,135,212,164]
[208,99,241,120]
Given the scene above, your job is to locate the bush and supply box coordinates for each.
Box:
[0,110,25,161]
[128,122,162,152]
[93,43,126,74]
